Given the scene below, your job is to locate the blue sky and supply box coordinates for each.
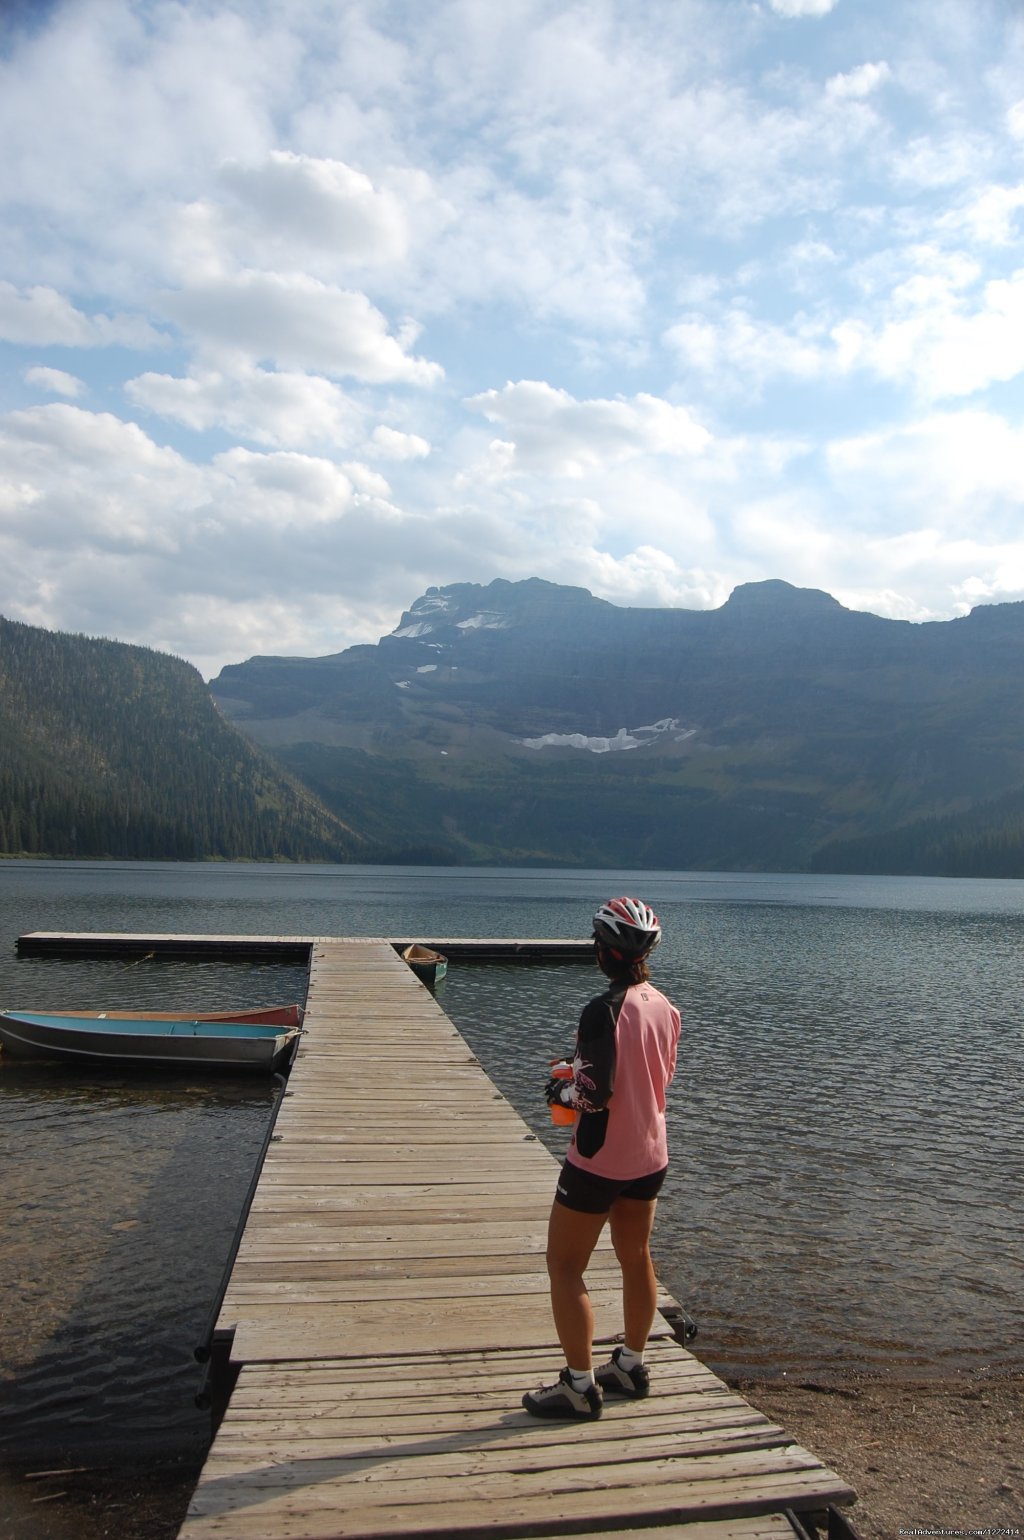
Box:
[2,0,1023,677]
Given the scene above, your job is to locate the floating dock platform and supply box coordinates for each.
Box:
[16,932,593,962]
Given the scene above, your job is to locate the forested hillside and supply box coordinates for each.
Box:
[0,617,365,861]
[808,788,1024,878]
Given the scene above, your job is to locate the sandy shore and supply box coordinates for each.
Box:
[3,1375,1020,1540]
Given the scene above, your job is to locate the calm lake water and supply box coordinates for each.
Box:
[1,860,1022,1470]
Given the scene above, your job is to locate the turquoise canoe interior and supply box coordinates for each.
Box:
[3,1012,290,1039]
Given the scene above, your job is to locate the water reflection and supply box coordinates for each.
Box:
[0,958,307,1464]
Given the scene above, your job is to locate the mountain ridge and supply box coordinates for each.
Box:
[210,577,1024,873]
[7,578,1024,872]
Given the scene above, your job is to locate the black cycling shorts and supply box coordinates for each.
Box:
[554,1158,668,1215]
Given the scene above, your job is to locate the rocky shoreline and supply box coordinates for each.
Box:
[741,1374,1023,1540]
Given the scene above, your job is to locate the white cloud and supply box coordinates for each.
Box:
[217,152,411,264]
[834,268,1024,399]
[667,252,1024,402]
[0,404,205,552]
[665,310,833,389]
[0,283,160,348]
[209,447,357,529]
[945,183,1024,246]
[893,134,991,192]
[826,62,891,100]
[826,410,1024,520]
[341,461,392,498]
[464,381,711,476]
[369,426,431,460]
[951,564,1024,611]
[125,365,363,449]
[24,365,84,398]
[768,0,838,16]
[161,269,443,384]
[578,546,731,614]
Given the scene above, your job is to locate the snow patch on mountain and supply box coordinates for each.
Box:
[392,621,436,638]
[521,719,696,753]
[456,612,510,631]
[390,590,455,639]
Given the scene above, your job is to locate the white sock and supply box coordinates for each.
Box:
[566,1366,595,1389]
[617,1344,644,1370]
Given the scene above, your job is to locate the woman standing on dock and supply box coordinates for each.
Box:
[523,896,681,1421]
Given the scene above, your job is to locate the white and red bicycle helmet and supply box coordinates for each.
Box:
[592,896,662,959]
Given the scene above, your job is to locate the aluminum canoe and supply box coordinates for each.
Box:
[0,1010,301,1072]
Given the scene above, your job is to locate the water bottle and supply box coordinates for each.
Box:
[549,1061,576,1126]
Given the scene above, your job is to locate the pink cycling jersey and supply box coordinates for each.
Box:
[564,978,680,1182]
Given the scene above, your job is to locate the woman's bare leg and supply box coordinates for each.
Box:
[608,1196,659,1352]
[545,1201,608,1368]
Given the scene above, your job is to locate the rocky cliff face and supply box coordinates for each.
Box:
[210,578,1024,870]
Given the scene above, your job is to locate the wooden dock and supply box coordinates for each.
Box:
[14,929,855,1536]
[166,937,856,1540]
[16,932,593,961]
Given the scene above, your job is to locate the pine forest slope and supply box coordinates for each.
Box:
[0,616,366,862]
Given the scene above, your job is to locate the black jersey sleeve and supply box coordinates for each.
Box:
[570,986,621,1113]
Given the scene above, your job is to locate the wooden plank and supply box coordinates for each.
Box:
[532,1524,798,1540]
[219,1271,621,1303]
[545,1524,798,1540]
[240,1201,560,1225]
[246,1189,554,1209]
[204,1424,792,1474]
[180,1468,853,1539]
[225,1340,711,1387]
[226,1305,635,1362]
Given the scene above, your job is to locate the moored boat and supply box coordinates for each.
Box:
[0,1010,301,1072]
[400,943,448,986]
[48,1004,303,1028]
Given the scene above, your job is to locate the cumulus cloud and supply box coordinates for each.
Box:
[25,365,84,398]
[577,546,732,614]
[464,381,711,476]
[209,447,358,529]
[0,404,206,552]
[125,364,364,449]
[341,461,393,499]
[834,267,1024,398]
[217,152,411,264]
[0,283,161,348]
[369,426,431,460]
[161,269,443,384]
